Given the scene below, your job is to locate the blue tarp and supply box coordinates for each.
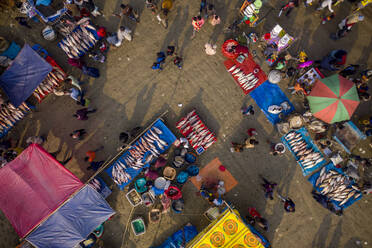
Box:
[0,41,21,59]
[151,225,198,248]
[0,44,52,107]
[308,162,363,209]
[26,185,115,248]
[106,119,177,190]
[250,81,295,124]
[281,127,327,176]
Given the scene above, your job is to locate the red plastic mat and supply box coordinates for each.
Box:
[224,54,267,95]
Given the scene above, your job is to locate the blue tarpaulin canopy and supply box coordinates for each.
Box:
[26,186,115,248]
[0,44,52,107]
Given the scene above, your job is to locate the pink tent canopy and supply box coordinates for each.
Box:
[0,144,83,237]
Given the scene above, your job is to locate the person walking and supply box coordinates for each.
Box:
[316,0,334,13]
[241,105,255,116]
[277,192,296,212]
[65,75,83,92]
[246,207,269,231]
[331,13,364,40]
[84,145,104,162]
[279,0,299,17]
[152,52,166,71]
[230,142,245,153]
[247,128,258,137]
[205,43,217,55]
[70,129,86,140]
[15,17,32,29]
[113,4,139,22]
[73,108,97,120]
[261,177,277,200]
[107,26,132,47]
[244,137,259,149]
[191,16,205,39]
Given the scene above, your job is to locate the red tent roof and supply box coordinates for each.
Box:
[0,144,83,237]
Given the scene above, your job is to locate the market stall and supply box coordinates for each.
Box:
[281,127,326,176]
[105,119,177,190]
[224,52,267,94]
[297,67,323,87]
[0,144,114,248]
[250,81,295,124]
[58,20,100,58]
[186,206,270,248]
[89,176,112,199]
[308,163,363,209]
[307,74,360,124]
[261,24,295,66]
[26,0,68,24]
[332,121,367,154]
[176,110,217,154]
[32,44,67,102]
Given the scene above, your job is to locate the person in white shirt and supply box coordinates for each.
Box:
[106,26,132,47]
[317,0,333,12]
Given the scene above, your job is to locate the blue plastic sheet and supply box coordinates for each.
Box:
[0,41,21,59]
[105,119,176,190]
[26,185,115,248]
[281,127,327,176]
[58,26,100,58]
[308,162,363,209]
[151,225,198,248]
[250,81,294,124]
[0,44,52,107]
[35,0,51,6]
[248,224,271,248]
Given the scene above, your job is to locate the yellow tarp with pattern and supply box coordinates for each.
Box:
[187,208,265,248]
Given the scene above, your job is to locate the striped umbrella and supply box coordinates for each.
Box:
[307,74,360,124]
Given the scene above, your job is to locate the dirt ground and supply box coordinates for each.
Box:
[0,0,372,247]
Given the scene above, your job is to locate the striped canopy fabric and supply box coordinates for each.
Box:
[307,74,360,124]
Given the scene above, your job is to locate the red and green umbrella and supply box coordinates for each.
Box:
[307,74,360,124]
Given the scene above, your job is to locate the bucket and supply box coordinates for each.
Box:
[131,217,146,236]
[154,177,167,189]
[42,26,56,41]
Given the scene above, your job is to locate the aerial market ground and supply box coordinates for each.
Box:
[0,0,372,247]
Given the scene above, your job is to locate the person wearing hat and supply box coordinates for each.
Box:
[331,13,364,40]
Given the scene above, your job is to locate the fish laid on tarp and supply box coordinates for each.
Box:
[315,168,362,206]
[111,126,169,186]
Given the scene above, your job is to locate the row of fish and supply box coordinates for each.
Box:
[89,178,102,191]
[111,126,169,185]
[33,67,66,101]
[227,64,260,91]
[0,102,31,133]
[315,167,362,206]
[176,110,216,150]
[285,131,325,171]
[59,24,98,58]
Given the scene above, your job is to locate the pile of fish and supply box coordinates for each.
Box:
[111,126,168,185]
[315,167,362,206]
[33,67,66,101]
[59,24,98,58]
[0,102,31,135]
[176,110,216,150]
[227,64,260,92]
[89,178,102,191]
[284,130,325,171]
